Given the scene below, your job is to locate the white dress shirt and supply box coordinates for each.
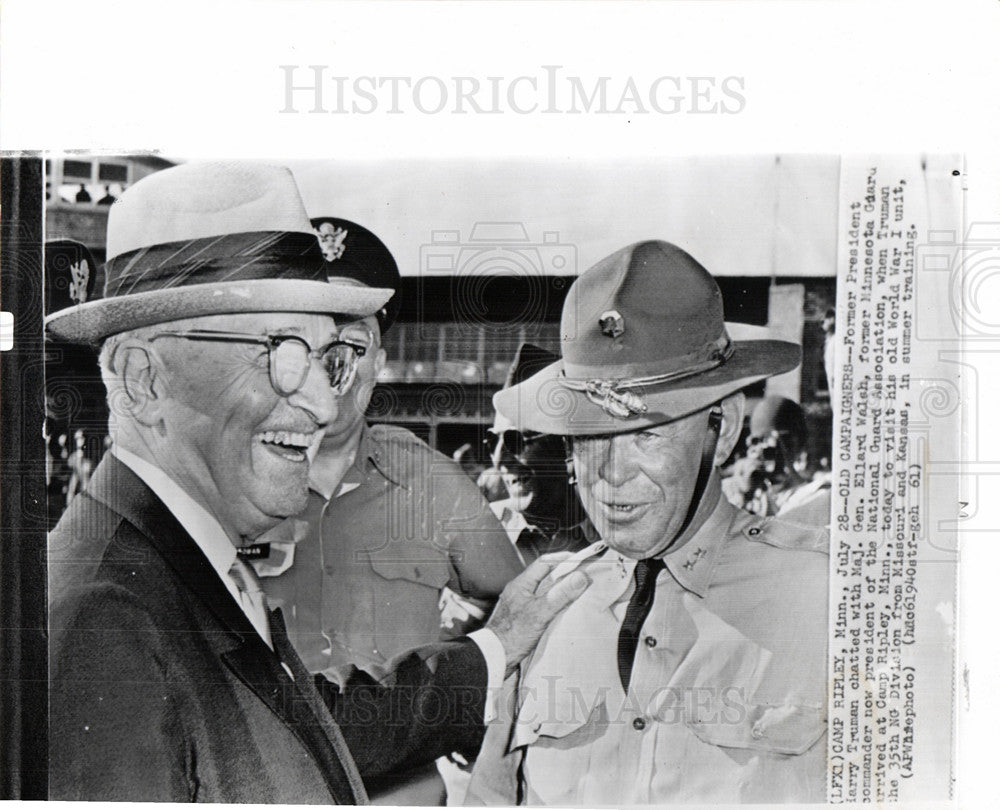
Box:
[111,446,274,641]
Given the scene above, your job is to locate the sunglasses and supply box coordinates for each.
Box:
[150,329,367,396]
[484,429,528,458]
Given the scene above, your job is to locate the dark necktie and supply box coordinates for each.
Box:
[616,557,665,692]
[268,607,370,805]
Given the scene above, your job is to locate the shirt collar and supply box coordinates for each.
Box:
[308,423,400,498]
[587,491,739,613]
[661,490,739,598]
[111,445,238,583]
[489,498,530,543]
[356,424,403,485]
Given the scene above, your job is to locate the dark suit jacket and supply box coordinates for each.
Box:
[48,455,487,803]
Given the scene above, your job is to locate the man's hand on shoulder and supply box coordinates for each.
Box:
[485,553,589,677]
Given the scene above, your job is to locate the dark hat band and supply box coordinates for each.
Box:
[104,231,327,299]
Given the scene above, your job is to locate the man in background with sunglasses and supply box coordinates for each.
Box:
[722,395,832,526]
[258,217,524,805]
[484,343,594,564]
[45,163,587,803]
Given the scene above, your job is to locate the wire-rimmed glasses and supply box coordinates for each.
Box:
[149,330,368,396]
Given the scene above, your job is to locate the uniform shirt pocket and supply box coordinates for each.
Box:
[368,553,452,590]
[367,553,453,658]
[686,702,826,756]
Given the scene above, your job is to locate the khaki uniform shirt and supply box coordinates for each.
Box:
[469,493,829,805]
[262,424,523,678]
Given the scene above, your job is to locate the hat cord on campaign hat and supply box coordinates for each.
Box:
[559,336,734,419]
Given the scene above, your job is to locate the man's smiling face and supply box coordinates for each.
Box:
[571,408,712,559]
[153,311,339,538]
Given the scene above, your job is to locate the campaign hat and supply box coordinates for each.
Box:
[493,240,800,435]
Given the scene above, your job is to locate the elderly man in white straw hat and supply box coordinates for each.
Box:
[45,162,589,803]
[467,241,829,805]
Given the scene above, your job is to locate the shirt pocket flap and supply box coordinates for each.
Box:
[686,703,826,756]
[369,554,451,589]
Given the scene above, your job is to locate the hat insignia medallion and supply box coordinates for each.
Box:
[598,310,625,338]
[316,225,349,261]
[68,260,90,304]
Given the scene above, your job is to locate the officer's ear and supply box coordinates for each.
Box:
[714,392,746,466]
[370,321,388,377]
[372,344,387,378]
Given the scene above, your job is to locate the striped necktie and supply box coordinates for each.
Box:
[228,557,273,648]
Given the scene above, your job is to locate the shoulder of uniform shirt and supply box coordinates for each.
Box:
[368,421,426,450]
[368,421,457,461]
[732,508,830,556]
[366,422,466,480]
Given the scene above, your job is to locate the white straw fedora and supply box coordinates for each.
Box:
[45,162,392,345]
[493,241,801,435]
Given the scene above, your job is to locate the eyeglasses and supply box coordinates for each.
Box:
[150,329,367,396]
[337,321,379,351]
[484,429,528,459]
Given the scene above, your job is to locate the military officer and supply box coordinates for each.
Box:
[258,217,524,804]
[469,240,830,805]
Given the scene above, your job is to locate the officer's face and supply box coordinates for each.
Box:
[571,409,712,559]
[153,312,339,539]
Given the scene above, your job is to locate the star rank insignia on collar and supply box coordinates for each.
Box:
[683,547,708,570]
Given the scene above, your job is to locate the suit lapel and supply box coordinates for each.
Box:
[86,456,254,636]
[269,608,368,804]
[85,455,360,803]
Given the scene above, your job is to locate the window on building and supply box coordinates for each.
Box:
[98,163,129,183]
[62,160,92,180]
[52,158,131,205]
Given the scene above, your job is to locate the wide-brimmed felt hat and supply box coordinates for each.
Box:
[310,216,401,333]
[45,162,392,345]
[491,343,558,436]
[494,240,800,436]
[749,395,808,443]
[503,343,558,390]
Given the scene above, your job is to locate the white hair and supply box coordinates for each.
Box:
[98,326,159,386]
